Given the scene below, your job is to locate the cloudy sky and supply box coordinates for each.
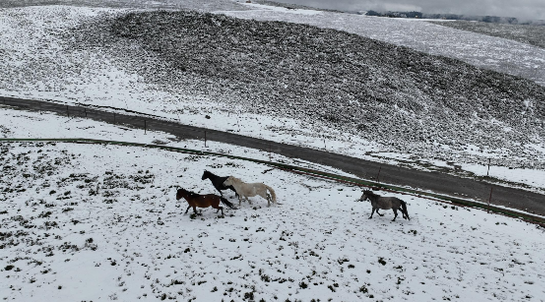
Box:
[272,0,545,21]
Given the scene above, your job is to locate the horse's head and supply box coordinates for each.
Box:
[223,176,232,186]
[201,170,209,180]
[176,188,187,200]
[359,190,373,201]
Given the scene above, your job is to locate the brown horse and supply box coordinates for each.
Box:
[176,188,236,216]
[359,190,410,221]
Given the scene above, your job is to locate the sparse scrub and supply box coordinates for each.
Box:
[67,9,545,170]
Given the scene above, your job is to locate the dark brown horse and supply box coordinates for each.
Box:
[359,190,410,221]
[176,188,236,216]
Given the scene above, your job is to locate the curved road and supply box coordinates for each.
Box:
[2,96,545,216]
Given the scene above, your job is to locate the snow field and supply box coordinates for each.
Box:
[1,135,544,301]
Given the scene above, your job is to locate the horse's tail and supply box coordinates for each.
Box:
[264,185,276,203]
[401,200,410,220]
[221,197,236,209]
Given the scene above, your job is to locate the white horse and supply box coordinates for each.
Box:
[223,176,277,206]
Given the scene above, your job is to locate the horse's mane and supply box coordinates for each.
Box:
[179,188,199,197]
[364,190,379,197]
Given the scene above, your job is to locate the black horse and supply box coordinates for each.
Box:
[202,170,238,197]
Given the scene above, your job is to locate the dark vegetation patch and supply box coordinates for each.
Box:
[67,10,545,168]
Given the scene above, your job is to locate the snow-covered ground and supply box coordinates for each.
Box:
[2,108,545,301]
[1,1,545,300]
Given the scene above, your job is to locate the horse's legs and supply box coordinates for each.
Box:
[228,186,239,198]
[267,193,275,206]
[184,205,191,214]
[369,208,375,219]
[376,209,384,216]
[392,209,398,221]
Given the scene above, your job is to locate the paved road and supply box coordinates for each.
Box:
[2,96,545,216]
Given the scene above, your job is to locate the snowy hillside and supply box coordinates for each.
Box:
[86,9,545,168]
[0,2,544,178]
[432,21,545,50]
[1,108,545,301]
